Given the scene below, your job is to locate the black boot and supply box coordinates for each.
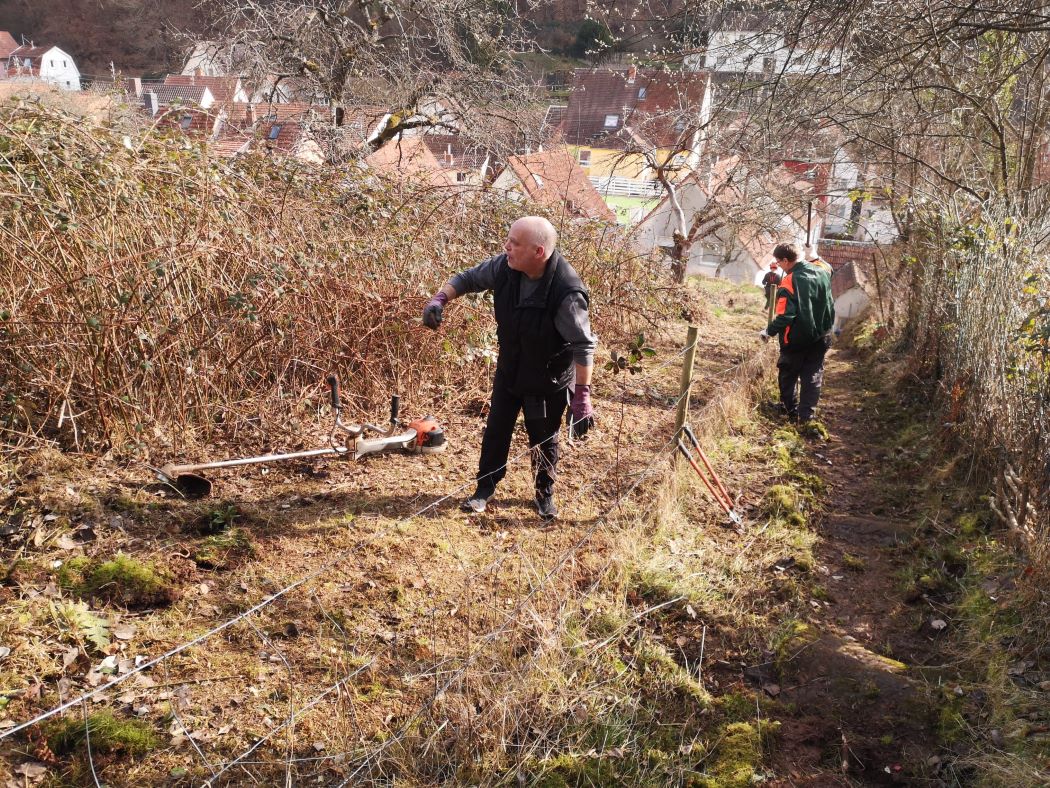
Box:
[535,493,558,521]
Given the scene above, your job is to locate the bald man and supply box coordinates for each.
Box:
[422,216,597,521]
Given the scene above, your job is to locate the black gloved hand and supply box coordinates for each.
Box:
[422,292,448,330]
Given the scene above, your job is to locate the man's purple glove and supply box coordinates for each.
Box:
[568,384,594,438]
[422,291,448,330]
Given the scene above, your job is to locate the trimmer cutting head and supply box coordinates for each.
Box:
[157,466,213,498]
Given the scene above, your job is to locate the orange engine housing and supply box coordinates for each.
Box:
[407,416,447,453]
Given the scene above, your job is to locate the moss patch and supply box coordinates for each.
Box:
[47,710,159,756]
[701,721,779,787]
[58,553,177,608]
[193,527,254,570]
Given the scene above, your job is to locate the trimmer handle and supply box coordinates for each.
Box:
[327,374,341,411]
[390,395,400,425]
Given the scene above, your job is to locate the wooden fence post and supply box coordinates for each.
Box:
[675,324,699,436]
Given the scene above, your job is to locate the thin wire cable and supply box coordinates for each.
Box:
[202,398,689,780]
[202,659,374,787]
[82,700,101,788]
[333,430,685,786]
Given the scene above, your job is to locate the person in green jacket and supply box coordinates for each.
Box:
[758,242,835,423]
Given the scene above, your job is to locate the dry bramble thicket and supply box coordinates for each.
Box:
[0,100,677,458]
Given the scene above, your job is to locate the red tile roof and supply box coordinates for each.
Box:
[164,74,242,105]
[0,32,20,59]
[422,134,490,171]
[159,108,221,137]
[561,67,710,151]
[831,259,869,300]
[365,136,456,186]
[502,147,616,222]
[141,83,210,107]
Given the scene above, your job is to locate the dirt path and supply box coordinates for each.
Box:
[769,346,948,785]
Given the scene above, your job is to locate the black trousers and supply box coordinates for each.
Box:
[777,336,832,421]
[476,374,568,499]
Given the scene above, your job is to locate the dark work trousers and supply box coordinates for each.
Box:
[777,336,832,421]
[476,375,568,500]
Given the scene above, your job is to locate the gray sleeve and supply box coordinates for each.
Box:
[448,255,501,295]
[555,292,597,367]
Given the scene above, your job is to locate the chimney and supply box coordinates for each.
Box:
[144,91,158,116]
[127,77,142,97]
[627,64,637,84]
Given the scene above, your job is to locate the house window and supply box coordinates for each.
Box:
[674,117,688,131]
[50,60,55,67]
[456,172,467,183]
[268,124,283,140]
[180,115,194,130]
[638,86,647,99]
[604,114,618,128]
[578,149,591,167]
[63,60,67,67]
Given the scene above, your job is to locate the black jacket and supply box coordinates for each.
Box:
[491,252,589,396]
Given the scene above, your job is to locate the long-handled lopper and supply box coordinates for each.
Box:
[676,424,743,529]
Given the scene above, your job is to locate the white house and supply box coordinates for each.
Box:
[182,41,231,77]
[685,27,843,77]
[0,34,81,91]
[822,149,899,243]
[634,159,818,284]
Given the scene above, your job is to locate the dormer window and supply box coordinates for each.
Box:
[268,124,283,140]
[638,86,647,100]
[604,114,619,128]
[180,115,193,130]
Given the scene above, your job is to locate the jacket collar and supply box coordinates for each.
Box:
[513,251,562,307]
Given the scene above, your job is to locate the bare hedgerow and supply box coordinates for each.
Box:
[0,101,675,455]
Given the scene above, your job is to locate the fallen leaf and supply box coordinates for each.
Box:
[685,604,697,619]
[112,624,136,641]
[13,762,47,779]
[930,619,948,631]
[0,647,9,659]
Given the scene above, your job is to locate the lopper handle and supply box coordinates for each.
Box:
[327,374,341,411]
[390,395,400,425]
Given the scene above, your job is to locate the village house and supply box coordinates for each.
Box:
[0,32,80,91]
[554,65,712,203]
[684,9,845,77]
[634,157,819,283]
[363,135,457,186]
[210,102,333,164]
[818,239,881,330]
[491,147,617,223]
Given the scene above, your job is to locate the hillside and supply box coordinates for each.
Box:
[0,0,205,76]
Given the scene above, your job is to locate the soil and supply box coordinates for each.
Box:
[0,283,969,785]
[765,345,951,786]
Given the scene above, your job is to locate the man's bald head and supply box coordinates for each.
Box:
[505,216,559,278]
[512,216,557,258]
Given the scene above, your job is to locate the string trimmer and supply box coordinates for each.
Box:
[155,375,447,497]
